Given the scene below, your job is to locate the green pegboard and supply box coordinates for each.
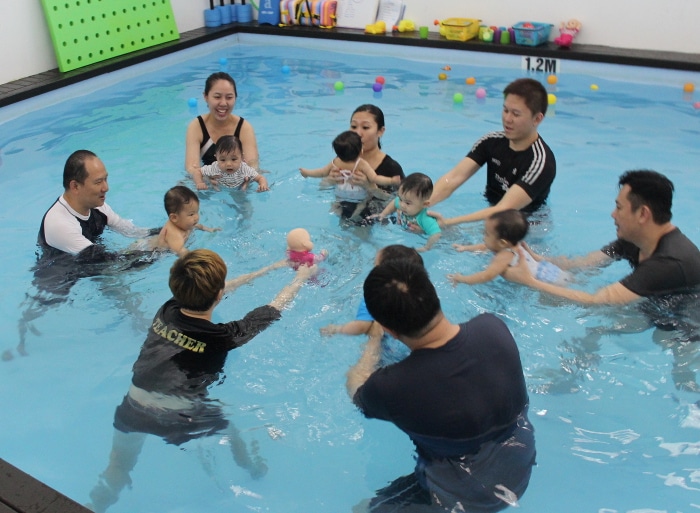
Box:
[40,0,180,72]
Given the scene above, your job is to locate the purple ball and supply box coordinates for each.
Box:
[372,82,383,92]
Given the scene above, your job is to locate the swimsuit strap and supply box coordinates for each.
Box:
[197,115,210,149]
[352,158,360,172]
[233,116,245,139]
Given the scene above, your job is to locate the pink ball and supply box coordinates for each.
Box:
[694,101,700,110]
[475,87,487,99]
[375,76,386,85]
[372,82,383,92]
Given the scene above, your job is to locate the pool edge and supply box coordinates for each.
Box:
[1,23,699,108]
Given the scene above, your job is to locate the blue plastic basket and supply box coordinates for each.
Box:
[512,22,553,46]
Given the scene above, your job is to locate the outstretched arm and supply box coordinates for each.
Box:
[268,264,318,310]
[320,319,373,336]
[503,247,640,304]
[429,156,481,206]
[440,184,533,227]
[239,121,260,171]
[447,249,511,285]
[345,322,384,399]
[225,259,287,293]
[299,162,333,178]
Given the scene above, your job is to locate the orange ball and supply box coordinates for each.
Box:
[683,82,695,93]
[466,77,476,85]
[547,75,558,85]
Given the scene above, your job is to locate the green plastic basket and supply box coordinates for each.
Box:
[40,0,180,72]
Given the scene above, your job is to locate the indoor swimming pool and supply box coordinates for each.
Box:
[1,33,700,512]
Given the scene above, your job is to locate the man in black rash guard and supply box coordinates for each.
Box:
[347,261,535,512]
[506,170,700,304]
[87,249,314,513]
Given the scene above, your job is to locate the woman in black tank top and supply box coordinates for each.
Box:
[184,72,260,182]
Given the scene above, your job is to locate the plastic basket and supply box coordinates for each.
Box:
[441,18,481,42]
[512,22,553,46]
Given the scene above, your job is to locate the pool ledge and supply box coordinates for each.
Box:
[1,23,699,108]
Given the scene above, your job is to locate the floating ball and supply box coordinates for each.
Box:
[466,77,476,85]
[694,101,700,110]
[219,57,227,66]
[547,93,557,105]
[546,75,557,85]
[475,87,486,99]
[281,65,291,74]
[683,82,695,93]
[372,82,383,92]
[375,76,386,85]
[187,97,197,108]
[590,84,599,91]
[438,73,448,81]
[453,92,464,104]
[334,81,344,92]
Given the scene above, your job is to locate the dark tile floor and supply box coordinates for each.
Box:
[1,22,699,109]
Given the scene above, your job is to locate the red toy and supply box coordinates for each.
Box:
[286,228,328,270]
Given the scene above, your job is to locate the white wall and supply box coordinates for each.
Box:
[1,0,697,86]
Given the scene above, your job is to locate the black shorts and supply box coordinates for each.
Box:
[113,394,229,446]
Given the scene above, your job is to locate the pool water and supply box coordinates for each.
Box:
[1,34,700,512]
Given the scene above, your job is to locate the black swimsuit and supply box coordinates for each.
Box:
[198,115,245,165]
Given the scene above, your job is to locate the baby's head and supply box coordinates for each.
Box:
[169,249,226,312]
[287,228,313,252]
[375,244,425,267]
[397,173,433,216]
[215,135,243,173]
[332,131,363,162]
[164,185,200,230]
[484,209,529,251]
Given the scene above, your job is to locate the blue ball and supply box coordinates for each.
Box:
[187,97,197,108]
[281,65,291,74]
[219,57,227,66]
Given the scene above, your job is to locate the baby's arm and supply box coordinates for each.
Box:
[372,199,397,220]
[253,174,270,192]
[358,160,401,188]
[158,224,188,257]
[299,162,333,178]
[418,232,442,252]
[453,242,488,252]
[447,249,512,286]
[195,223,221,233]
[320,320,373,337]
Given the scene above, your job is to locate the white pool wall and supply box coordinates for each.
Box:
[1,0,698,85]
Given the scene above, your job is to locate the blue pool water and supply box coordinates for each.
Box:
[1,33,700,512]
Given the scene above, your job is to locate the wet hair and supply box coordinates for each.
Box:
[332,131,363,161]
[215,135,243,156]
[503,78,548,117]
[352,104,385,149]
[364,260,441,338]
[377,244,424,267]
[619,170,674,224]
[63,149,98,189]
[164,185,199,215]
[399,172,433,201]
[489,209,529,246]
[204,72,238,97]
[169,249,227,312]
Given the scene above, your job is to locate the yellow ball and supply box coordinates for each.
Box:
[547,93,557,105]
[546,75,557,85]
[590,84,599,91]
[465,77,476,85]
[438,73,448,81]
[683,82,695,93]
